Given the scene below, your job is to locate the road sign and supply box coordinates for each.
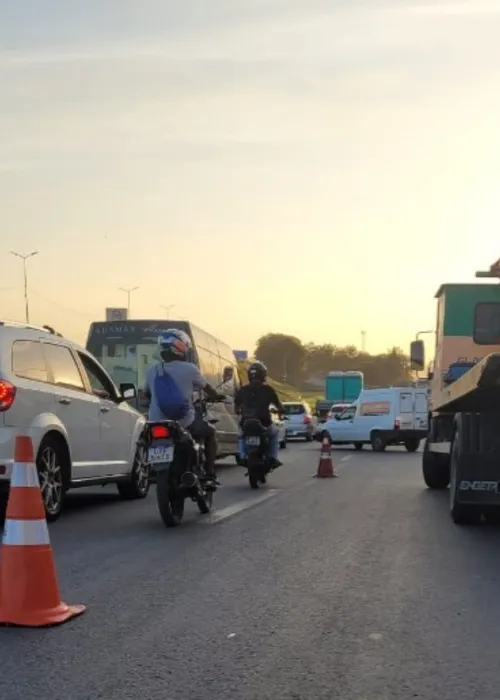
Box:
[105,307,128,321]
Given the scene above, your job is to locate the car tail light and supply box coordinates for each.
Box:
[303,415,311,424]
[0,380,16,412]
[394,419,400,430]
[151,425,170,439]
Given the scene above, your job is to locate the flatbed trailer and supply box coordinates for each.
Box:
[413,260,500,525]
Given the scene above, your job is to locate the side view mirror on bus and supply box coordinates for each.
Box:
[410,340,425,370]
[222,366,234,383]
[119,383,137,401]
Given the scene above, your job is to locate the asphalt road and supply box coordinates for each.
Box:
[2,442,500,700]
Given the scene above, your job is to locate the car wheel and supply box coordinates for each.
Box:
[117,446,151,500]
[37,436,68,522]
[280,438,287,449]
[370,432,386,452]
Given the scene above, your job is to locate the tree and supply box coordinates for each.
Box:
[255,333,307,385]
[255,333,414,388]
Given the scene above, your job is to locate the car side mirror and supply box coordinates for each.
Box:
[120,383,137,401]
[410,340,425,370]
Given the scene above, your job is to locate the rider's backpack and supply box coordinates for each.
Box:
[154,364,190,422]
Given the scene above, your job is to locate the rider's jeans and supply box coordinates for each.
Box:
[238,424,279,460]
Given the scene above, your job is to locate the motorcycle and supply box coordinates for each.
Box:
[141,395,225,527]
[241,418,280,489]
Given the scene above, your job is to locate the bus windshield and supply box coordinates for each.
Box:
[86,320,193,389]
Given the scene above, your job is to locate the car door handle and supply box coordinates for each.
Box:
[58,398,71,405]
[100,406,110,413]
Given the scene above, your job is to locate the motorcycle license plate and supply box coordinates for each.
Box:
[245,437,260,446]
[147,445,174,464]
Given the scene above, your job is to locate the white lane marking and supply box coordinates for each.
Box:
[368,632,383,640]
[227,633,236,639]
[203,490,279,524]
[340,455,352,463]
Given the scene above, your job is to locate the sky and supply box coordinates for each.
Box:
[2,0,500,359]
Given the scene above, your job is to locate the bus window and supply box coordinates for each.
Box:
[86,320,235,393]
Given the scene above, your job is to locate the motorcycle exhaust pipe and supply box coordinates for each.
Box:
[181,471,198,488]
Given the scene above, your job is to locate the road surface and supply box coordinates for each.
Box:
[1,443,500,700]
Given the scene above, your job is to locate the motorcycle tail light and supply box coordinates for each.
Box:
[151,425,170,439]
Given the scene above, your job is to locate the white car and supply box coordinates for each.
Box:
[315,387,428,452]
[0,321,148,521]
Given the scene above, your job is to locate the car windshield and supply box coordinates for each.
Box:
[283,404,305,415]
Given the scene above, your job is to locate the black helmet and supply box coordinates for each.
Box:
[247,361,267,383]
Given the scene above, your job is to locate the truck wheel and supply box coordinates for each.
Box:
[482,506,500,526]
[422,437,450,489]
[404,438,420,453]
[370,432,386,452]
[449,422,481,525]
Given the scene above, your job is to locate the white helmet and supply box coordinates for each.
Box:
[157,329,192,360]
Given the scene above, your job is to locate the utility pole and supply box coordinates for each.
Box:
[10,250,38,324]
[160,304,175,318]
[361,330,366,353]
[119,286,139,317]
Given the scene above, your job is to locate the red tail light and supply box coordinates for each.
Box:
[394,419,400,430]
[0,380,16,412]
[151,425,170,439]
[303,415,311,424]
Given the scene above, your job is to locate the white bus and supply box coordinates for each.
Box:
[86,319,241,458]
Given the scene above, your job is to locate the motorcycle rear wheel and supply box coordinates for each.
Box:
[247,455,260,489]
[156,471,184,527]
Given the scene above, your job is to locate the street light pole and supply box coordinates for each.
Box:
[160,304,175,318]
[119,286,139,317]
[416,330,435,341]
[10,250,38,324]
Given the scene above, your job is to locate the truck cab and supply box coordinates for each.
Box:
[410,259,500,525]
[413,282,500,408]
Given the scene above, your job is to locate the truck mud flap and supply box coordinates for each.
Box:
[452,412,500,506]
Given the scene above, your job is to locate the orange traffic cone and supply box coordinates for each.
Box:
[0,435,86,627]
[316,435,338,478]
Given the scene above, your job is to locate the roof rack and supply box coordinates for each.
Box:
[0,319,63,337]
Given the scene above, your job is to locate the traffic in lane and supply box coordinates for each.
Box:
[2,444,500,700]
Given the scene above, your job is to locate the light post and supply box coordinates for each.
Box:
[160,304,175,318]
[361,330,367,352]
[10,250,38,324]
[119,286,139,317]
[416,330,435,341]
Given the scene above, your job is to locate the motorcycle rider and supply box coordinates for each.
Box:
[234,360,285,468]
[142,329,223,481]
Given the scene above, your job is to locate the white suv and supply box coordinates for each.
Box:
[0,321,148,521]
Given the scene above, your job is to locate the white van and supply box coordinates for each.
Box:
[318,387,428,452]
